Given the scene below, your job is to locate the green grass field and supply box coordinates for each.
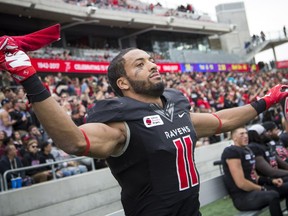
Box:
[199,196,271,216]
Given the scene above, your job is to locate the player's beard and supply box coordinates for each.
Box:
[126,77,165,97]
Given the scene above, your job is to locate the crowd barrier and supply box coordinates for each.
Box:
[2,156,95,191]
[0,174,3,192]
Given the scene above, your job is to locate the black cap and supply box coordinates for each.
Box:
[1,98,10,106]
[262,121,277,131]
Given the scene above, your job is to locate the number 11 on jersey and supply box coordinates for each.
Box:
[173,135,199,191]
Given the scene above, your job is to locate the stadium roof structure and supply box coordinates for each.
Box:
[0,0,234,42]
[1,0,287,65]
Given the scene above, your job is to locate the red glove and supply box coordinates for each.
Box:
[261,84,288,109]
[13,24,60,52]
[0,36,18,51]
[0,24,60,83]
[0,49,36,83]
[281,97,288,121]
[0,24,60,52]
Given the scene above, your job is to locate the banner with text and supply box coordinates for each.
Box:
[276,60,288,69]
[31,58,258,73]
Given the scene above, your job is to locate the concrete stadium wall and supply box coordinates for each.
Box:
[0,168,122,216]
[0,141,232,216]
[195,140,232,181]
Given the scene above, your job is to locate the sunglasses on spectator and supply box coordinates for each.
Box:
[30,145,38,148]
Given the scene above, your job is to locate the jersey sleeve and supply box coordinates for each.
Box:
[86,97,148,123]
[86,98,124,123]
[221,146,241,161]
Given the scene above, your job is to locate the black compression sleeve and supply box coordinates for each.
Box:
[21,74,51,103]
[250,99,266,114]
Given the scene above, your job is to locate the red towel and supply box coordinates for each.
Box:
[12,24,61,51]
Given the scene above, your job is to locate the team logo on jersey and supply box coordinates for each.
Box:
[151,102,175,122]
[143,115,164,128]
[245,154,251,160]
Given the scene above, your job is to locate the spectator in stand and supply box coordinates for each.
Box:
[149,3,154,13]
[0,98,16,138]
[54,79,69,97]
[67,80,77,96]
[1,71,12,88]
[80,78,89,95]
[222,127,286,215]
[0,143,27,189]
[9,99,29,133]
[28,125,49,146]
[262,106,283,129]
[1,87,15,101]
[94,82,109,101]
[59,92,72,116]
[12,130,25,151]
[17,133,31,159]
[0,130,9,158]
[70,96,87,117]
[39,141,63,178]
[260,31,266,41]
[14,87,26,101]
[196,93,211,113]
[186,4,194,13]
[224,92,237,109]
[21,138,52,184]
[49,140,88,176]
[71,109,85,126]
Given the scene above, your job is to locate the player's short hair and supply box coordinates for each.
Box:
[107,47,137,97]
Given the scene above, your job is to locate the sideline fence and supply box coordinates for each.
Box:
[2,156,95,191]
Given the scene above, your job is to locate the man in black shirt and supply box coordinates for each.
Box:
[248,124,288,178]
[222,127,287,215]
[262,121,288,163]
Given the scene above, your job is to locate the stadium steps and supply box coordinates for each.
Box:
[243,40,270,62]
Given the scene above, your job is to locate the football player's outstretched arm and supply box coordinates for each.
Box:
[0,38,126,159]
[192,84,288,138]
[191,104,258,138]
[32,97,126,158]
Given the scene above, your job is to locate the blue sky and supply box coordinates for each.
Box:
[144,0,288,62]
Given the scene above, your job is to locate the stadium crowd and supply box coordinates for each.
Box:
[0,67,287,189]
[64,0,210,21]
[28,47,166,63]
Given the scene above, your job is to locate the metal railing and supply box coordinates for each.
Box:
[0,173,3,192]
[3,156,95,191]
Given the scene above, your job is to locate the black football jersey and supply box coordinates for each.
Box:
[221,145,256,197]
[86,88,200,215]
[249,142,278,171]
